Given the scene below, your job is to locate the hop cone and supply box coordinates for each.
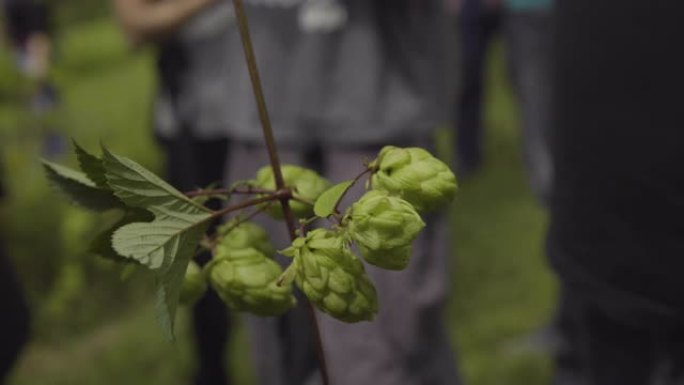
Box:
[179,261,208,305]
[216,219,274,257]
[282,229,378,323]
[370,146,457,212]
[347,190,425,270]
[209,248,296,316]
[254,165,331,219]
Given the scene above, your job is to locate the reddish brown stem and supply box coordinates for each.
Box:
[231,1,330,384]
[185,186,278,199]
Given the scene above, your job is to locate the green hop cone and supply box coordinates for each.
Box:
[216,219,274,257]
[179,261,208,305]
[369,146,457,212]
[282,229,378,323]
[209,248,296,316]
[254,165,331,219]
[347,190,425,270]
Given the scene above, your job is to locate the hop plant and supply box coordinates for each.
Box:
[255,165,331,219]
[282,229,378,323]
[179,261,208,305]
[209,248,296,316]
[369,146,457,212]
[216,219,274,257]
[346,190,425,270]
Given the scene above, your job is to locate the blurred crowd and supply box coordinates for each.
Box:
[2,0,684,384]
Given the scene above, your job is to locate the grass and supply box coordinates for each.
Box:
[1,15,556,385]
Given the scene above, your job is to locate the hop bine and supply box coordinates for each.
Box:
[370,146,457,212]
[179,261,208,305]
[346,190,425,270]
[209,247,296,316]
[254,164,331,219]
[216,219,275,257]
[282,229,378,323]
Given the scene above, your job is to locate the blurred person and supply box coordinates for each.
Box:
[502,0,552,204]
[1,0,65,160]
[500,0,564,370]
[217,1,461,384]
[1,0,57,111]
[549,0,684,384]
[454,0,501,177]
[112,0,236,384]
[0,157,31,383]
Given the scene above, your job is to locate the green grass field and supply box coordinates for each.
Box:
[1,16,557,385]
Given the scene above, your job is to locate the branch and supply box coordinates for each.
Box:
[231,1,329,383]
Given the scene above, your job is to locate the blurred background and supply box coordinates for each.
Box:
[0,1,556,384]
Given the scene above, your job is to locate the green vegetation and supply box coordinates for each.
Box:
[0,14,556,385]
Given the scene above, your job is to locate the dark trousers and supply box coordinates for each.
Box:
[503,10,552,205]
[455,0,501,175]
[554,287,684,385]
[0,240,30,383]
[158,135,231,385]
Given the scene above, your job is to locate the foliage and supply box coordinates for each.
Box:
[44,142,457,339]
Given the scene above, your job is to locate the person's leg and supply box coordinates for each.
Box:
[503,10,553,205]
[561,290,657,385]
[158,135,231,385]
[651,326,684,385]
[456,1,501,177]
[317,143,460,385]
[224,142,318,385]
[191,138,233,385]
[0,241,31,383]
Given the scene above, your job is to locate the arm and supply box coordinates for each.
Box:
[112,0,218,46]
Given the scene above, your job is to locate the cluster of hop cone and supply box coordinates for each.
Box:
[181,146,458,323]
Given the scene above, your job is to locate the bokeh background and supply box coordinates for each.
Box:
[0,2,556,384]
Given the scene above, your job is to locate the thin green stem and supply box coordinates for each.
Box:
[332,167,374,215]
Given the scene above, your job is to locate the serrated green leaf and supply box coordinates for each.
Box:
[314,180,354,218]
[102,146,207,211]
[42,160,122,211]
[277,260,298,287]
[101,146,215,338]
[90,208,154,263]
[73,141,109,188]
[113,218,210,270]
[102,147,213,269]
[154,223,208,340]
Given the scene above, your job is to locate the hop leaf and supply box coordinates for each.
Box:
[179,261,208,305]
[102,146,213,339]
[209,248,296,316]
[216,219,274,257]
[347,190,425,270]
[282,229,378,323]
[254,165,331,219]
[42,160,122,211]
[370,146,457,212]
[357,244,412,271]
